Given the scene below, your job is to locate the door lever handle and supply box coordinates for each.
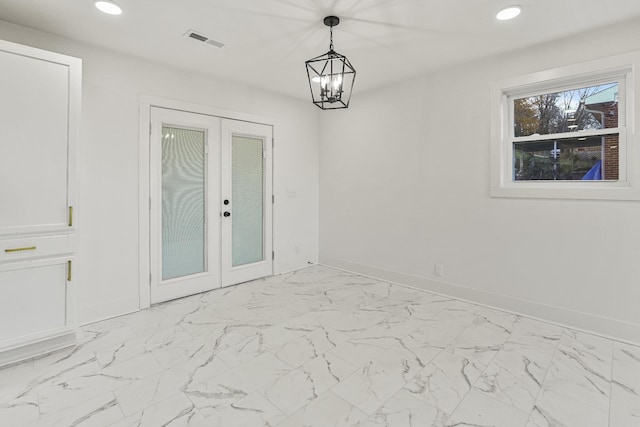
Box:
[223,211,231,217]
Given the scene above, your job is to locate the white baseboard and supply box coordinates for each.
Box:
[320,256,640,346]
[77,296,140,326]
[277,262,318,276]
[0,329,76,368]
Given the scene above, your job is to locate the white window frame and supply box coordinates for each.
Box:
[491,51,639,200]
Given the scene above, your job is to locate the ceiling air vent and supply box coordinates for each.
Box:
[184,30,225,48]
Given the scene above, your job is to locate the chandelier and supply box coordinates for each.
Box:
[305,16,356,110]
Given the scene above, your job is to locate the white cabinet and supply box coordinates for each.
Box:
[0,39,81,366]
[0,259,69,341]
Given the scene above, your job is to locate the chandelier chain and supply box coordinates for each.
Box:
[329,25,334,51]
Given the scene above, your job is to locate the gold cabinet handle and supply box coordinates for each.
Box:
[69,206,73,227]
[5,246,37,253]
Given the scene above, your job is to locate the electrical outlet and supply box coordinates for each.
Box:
[434,264,444,277]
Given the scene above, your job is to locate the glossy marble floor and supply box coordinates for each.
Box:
[1,266,639,427]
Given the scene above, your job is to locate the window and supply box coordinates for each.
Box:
[491,52,639,200]
[513,82,619,181]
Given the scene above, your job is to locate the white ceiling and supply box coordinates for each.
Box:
[1,0,640,100]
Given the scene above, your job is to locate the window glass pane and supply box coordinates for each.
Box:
[162,126,206,280]
[514,83,618,137]
[514,134,619,181]
[232,135,264,267]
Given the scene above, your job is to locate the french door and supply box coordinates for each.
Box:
[149,107,272,304]
[221,120,273,286]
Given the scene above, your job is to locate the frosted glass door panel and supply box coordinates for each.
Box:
[232,135,264,267]
[0,50,69,233]
[162,126,206,280]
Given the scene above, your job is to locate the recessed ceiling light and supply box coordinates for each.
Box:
[95,0,122,15]
[497,6,521,21]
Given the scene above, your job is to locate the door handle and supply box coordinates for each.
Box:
[223,211,231,217]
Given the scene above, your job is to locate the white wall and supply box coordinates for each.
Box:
[0,20,320,325]
[320,18,640,343]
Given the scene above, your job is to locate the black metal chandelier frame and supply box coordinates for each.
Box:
[305,16,356,110]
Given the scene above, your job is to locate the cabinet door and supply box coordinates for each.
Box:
[0,259,69,344]
[0,44,78,236]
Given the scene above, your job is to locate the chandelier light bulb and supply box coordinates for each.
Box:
[332,74,342,89]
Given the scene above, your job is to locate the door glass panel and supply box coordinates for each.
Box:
[162,126,206,280]
[232,135,264,267]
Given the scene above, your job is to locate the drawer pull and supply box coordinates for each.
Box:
[5,246,37,253]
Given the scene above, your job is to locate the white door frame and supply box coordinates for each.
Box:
[138,96,278,309]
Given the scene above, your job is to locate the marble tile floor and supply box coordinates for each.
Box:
[1,265,639,426]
